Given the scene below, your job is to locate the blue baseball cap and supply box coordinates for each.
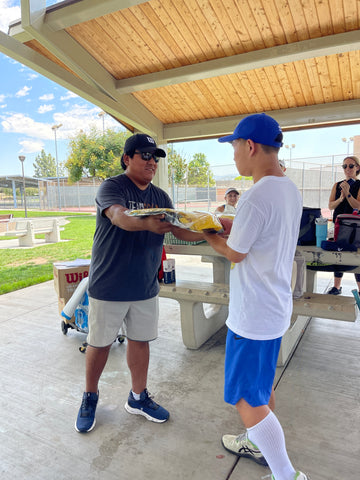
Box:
[218,113,283,148]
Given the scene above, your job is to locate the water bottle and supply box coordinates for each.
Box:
[315,217,328,248]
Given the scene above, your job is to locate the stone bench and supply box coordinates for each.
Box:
[1,218,64,247]
[159,280,229,350]
[159,278,357,365]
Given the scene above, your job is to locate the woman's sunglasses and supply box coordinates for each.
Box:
[134,151,159,163]
[342,164,356,169]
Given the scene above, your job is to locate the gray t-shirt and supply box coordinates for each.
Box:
[88,174,173,301]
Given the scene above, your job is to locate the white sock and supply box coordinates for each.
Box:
[131,390,141,400]
[247,411,296,480]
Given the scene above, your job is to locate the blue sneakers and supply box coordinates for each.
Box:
[75,391,98,433]
[124,389,169,423]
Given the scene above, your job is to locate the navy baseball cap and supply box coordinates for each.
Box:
[124,133,166,157]
[218,113,283,148]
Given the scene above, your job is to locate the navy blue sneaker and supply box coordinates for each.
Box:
[75,391,98,433]
[327,286,342,295]
[124,389,169,423]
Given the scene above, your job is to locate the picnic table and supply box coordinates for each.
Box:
[160,241,357,366]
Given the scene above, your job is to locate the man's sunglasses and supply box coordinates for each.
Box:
[134,151,159,163]
[342,164,356,169]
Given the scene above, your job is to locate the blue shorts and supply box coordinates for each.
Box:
[224,329,281,407]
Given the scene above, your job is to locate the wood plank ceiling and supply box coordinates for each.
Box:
[1,0,360,142]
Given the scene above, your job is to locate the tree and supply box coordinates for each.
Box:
[167,147,188,184]
[33,150,57,178]
[65,127,130,182]
[187,153,215,186]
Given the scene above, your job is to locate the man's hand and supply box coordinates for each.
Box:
[143,214,173,234]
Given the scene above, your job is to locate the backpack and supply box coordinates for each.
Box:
[297,207,321,246]
[334,212,360,248]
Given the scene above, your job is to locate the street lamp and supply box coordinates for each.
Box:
[98,111,105,135]
[342,137,354,155]
[52,123,62,210]
[285,144,296,167]
[18,155,28,218]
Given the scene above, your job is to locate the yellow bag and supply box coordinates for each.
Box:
[126,208,223,233]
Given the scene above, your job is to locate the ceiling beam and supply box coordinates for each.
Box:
[7,0,148,47]
[17,0,163,134]
[163,100,360,142]
[45,0,147,31]
[115,30,360,94]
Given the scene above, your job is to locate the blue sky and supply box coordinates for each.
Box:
[0,0,359,179]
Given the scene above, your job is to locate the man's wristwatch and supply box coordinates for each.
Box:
[348,194,351,198]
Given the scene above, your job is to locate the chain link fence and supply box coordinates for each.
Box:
[0,153,355,213]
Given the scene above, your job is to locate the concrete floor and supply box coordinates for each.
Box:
[0,256,359,480]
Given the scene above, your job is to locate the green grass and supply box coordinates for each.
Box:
[0,211,96,295]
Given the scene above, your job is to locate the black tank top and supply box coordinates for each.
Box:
[333,179,360,222]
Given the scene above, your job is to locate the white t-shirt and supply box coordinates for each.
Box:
[223,204,237,214]
[226,176,302,340]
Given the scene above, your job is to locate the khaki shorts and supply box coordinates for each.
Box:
[87,296,159,347]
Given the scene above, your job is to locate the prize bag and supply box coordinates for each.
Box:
[334,211,360,248]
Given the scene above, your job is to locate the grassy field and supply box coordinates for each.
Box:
[0,210,95,295]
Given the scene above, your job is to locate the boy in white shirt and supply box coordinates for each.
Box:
[204,113,308,480]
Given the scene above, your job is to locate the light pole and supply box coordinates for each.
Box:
[98,111,105,135]
[285,144,296,167]
[52,123,62,210]
[18,155,27,218]
[342,137,354,155]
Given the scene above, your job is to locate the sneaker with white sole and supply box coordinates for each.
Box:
[222,432,268,466]
[75,391,98,433]
[268,472,309,480]
[124,389,169,423]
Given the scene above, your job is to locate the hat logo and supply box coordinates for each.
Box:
[146,136,155,144]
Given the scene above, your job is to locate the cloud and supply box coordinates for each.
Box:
[27,73,38,81]
[60,91,78,101]
[19,138,44,154]
[0,0,21,34]
[0,94,6,103]
[15,85,32,97]
[39,93,54,101]
[0,104,120,141]
[38,104,55,114]
[1,113,54,140]
[0,104,7,109]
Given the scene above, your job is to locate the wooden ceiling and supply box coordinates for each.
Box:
[1,0,360,143]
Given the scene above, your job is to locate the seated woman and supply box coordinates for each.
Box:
[215,187,239,215]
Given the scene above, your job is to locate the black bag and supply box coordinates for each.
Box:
[297,207,321,246]
[334,213,360,248]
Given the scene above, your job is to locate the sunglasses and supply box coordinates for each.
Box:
[342,164,356,169]
[134,151,159,163]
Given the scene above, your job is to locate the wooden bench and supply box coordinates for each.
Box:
[1,218,64,247]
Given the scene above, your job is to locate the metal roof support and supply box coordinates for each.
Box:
[163,100,360,142]
[18,0,164,137]
[0,32,162,138]
[115,31,360,94]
